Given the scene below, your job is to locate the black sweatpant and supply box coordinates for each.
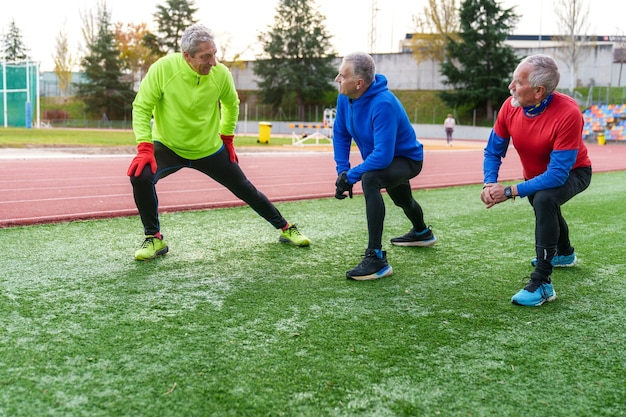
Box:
[528,166,592,280]
[130,141,287,235]
[361,157,428,250]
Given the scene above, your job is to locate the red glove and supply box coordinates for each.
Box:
[220,134,238,163]
[127,142,157,177]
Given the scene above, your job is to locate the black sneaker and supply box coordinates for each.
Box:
[346,249,393,281]
[390,226,437,247]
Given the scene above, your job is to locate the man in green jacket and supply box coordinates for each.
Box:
[127,23,310,260]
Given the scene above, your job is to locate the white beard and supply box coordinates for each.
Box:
[510,92,521,108]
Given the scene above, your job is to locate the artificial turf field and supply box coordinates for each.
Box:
[1,171,625,416]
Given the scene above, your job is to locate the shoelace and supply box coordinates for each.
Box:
[287,225,301,235]
[360,251,378,261]
[141,237,156,248]
[524,279,542,292]
[524,279,552,299]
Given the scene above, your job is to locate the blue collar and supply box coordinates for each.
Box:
[523,94,554,117]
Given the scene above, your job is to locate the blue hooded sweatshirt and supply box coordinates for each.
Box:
[333,73,423,184]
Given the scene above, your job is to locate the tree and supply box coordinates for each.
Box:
[52,23,75,97]
[439,0,519,121]
[409,0,460,64]
[254,0,337,120]
[2,19,30,62]
[153,0,198,54]
[553,0,592,94]
[115,22,159,87]
[141,31,166,60]
[215,32,252,71]
[79,5,99,56]
[75,0,135,120]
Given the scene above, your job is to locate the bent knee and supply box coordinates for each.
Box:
[532,190,559,207]
[130,169,156,185]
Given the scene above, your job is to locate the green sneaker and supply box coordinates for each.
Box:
[279,224,310,247]
[135,235,168,260]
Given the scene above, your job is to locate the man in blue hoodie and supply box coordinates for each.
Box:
[333,52,437,281]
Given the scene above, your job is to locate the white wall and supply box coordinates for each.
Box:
[230,44,620,92]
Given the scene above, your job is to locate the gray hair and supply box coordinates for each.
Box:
[343,52,376,85]
[180,24,215,56]
[521,54,560,96]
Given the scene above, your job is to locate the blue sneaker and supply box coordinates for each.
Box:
[531,252,577,267]
[511,279,556,306]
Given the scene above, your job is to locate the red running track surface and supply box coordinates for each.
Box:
[1,142,624,228]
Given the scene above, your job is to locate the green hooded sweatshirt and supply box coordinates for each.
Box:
[132,53,240,160]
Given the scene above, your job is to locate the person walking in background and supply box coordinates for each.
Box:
[333,52,437,281]
[127,24,310,261]
[444,113,455,146]
[481,54,592,306]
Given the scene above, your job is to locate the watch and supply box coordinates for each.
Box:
[504,186,513,199]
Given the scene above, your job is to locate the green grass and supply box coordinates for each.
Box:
[0,127,136,147]
[0,127,296,148]
[1,172,625,416]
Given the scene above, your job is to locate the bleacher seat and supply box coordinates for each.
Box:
[582,104,626,142]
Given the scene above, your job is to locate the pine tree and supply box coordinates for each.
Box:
[153,0,198,54]
[439,0,519,121]
[254,0,337,120]
[2,19,30,62]
[75,4,135,120]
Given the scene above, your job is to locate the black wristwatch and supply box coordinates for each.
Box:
[504,186,513,199]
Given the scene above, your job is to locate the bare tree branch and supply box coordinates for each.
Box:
[53,22,75,97]
[409,0,460,64]
[553,0,592,93]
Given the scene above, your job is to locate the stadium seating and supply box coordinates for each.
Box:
[582,104,626,142]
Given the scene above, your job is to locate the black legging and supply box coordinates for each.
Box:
[130,141,287,235]
[361,157,428,250]
[528,166,592,280]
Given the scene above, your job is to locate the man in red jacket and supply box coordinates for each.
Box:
[481,54,592,306]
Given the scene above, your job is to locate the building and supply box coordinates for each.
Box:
[39,72,87,97]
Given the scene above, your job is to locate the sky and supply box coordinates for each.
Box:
[2,0,624,72]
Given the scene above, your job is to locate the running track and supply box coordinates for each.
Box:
[1,141,624,228]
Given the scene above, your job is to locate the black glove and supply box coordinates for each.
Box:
[335,172,353,199]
